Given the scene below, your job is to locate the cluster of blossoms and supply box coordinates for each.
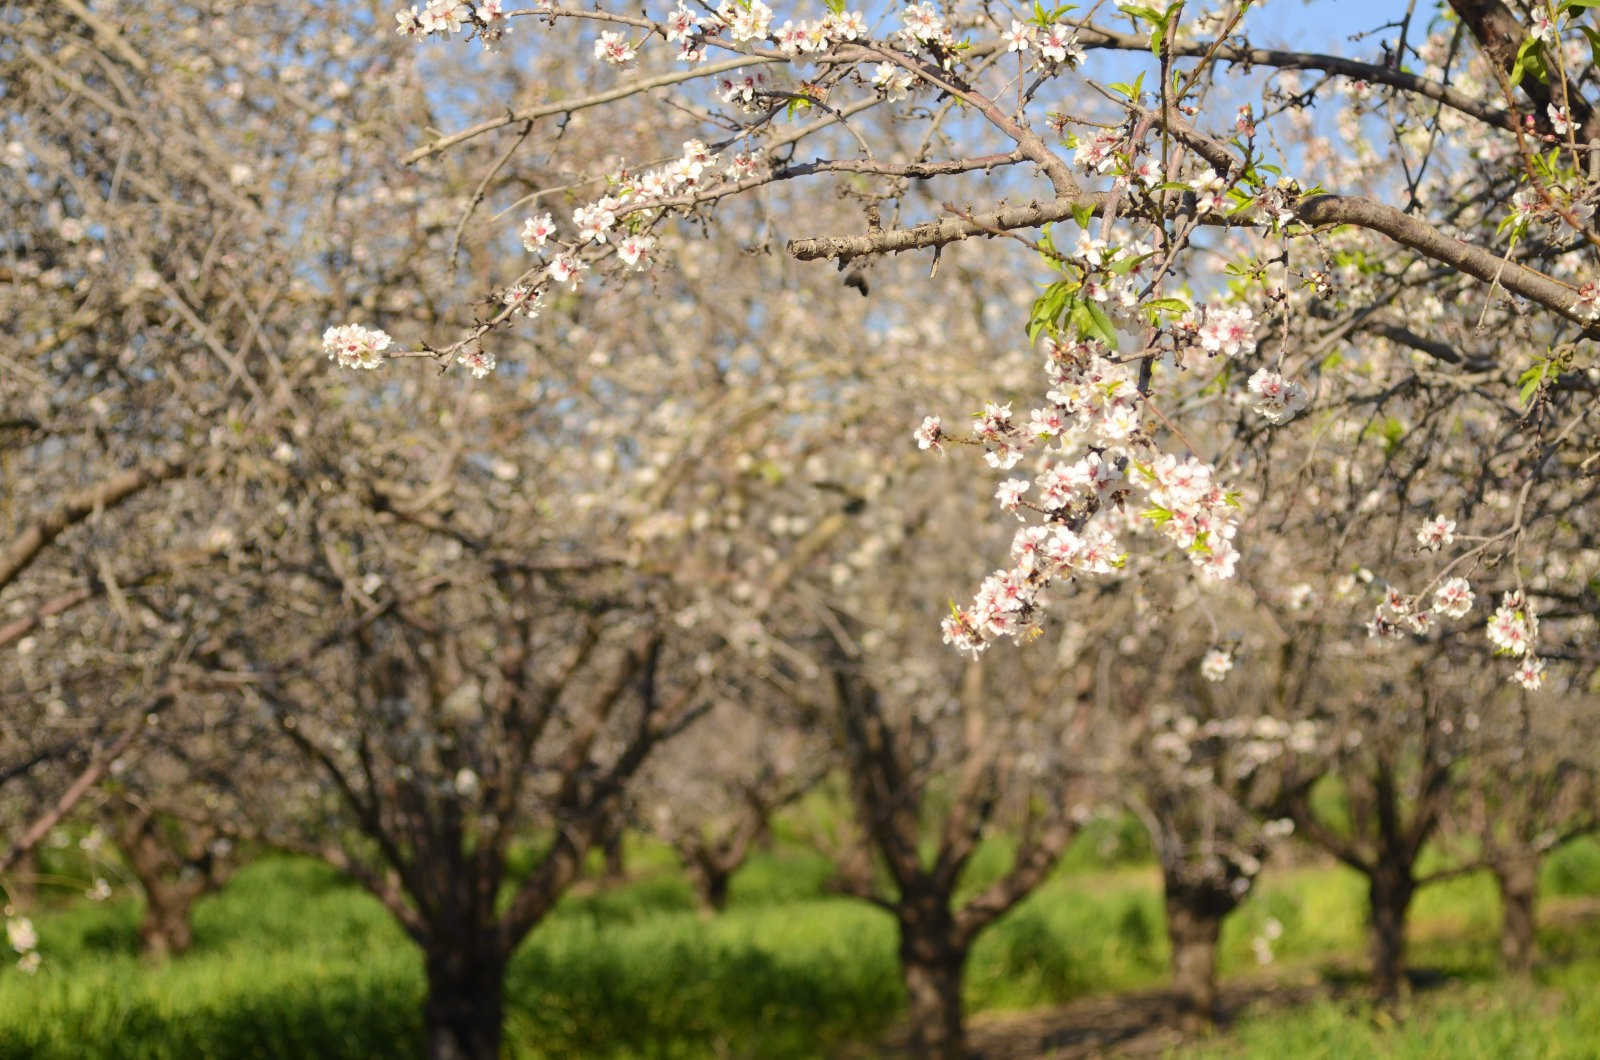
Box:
[1136,455,1242,580]
[1188,303,1257,359]
[1000,20,1086,65]
[934,337,1243,654]
[899,2,955,47]
[773,9,867,54]
[1246,368,1308,424]
[716,0,773,41]
[1486,592,1535,655]
[1487,590,1545,688]
[395,0,506,43]
[1367,585,1432,638]
[871,61,916,99]
[1150,713,1320,777]
[1431,576,1474,619]
[5,912,38,975]
[322,324,392,371]
[514,141,722,298]
[1368,579,1541,689]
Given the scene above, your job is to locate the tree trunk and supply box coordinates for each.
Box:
[690,862,731,913]
[898,893,968,1060]
[1495,858,1539,975]
[602,827,626,882]
[1165,892,1226,1026]
[138,881,198,958]
[1368,863,1415,1002]
[423,942,507,1060]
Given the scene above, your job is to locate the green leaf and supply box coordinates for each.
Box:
[1108,72,1146,100]
[1120,4,1163,21]
[1082,300,1119,346]
[1380,417,1405,456]
[1106,251,1155,276]
[1582,25,1600,69]
[1144,297,1190,314]
[1510,36,1550,86]
[1518,358,1553,405]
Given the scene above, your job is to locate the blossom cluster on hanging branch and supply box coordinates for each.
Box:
[340,0,1600,685]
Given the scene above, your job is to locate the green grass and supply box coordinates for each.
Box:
[1184,934,1600,1059]
[3,835,1598,1058]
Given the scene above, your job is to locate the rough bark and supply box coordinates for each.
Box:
[898,891,968,1060]
[423,941,508,1060]
[1368,863,1416,1002]
[1494,858,1539,975]
[1164,884,1230,1026]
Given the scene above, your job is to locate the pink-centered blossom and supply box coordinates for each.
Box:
[1002,20,1035,52]
[593,31,637,65]
[457,348,496,379]
[1197,305,1256,358]
[1487,593,1535,656]
[547,253,588,289]
[665,3,700,41]
[1431,577,1473,618]
[1415,514,1456,551]
[1246,368,1308,424]
[616,233,656,269]
[521,213,556,250]
[1038,25,1083,65]
[1511,656,1546,690]
[995,478,1029,515]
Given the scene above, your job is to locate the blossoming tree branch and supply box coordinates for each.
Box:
[335,0,1600,688]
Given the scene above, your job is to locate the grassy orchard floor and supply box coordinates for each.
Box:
[3,832,1600,1059]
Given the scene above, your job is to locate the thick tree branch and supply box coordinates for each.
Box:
[0,457,188,593]
[1083,25,1518,134]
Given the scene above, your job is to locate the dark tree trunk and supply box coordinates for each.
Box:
[689,862,731,913]
[1494,858,1539,975]
[898,891,968,1060]
[1164,884,1229,1026]
[1368,862,1415,1002]
[138,881,198,958]
[602,827,626,882]
[423,942,508,1060]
